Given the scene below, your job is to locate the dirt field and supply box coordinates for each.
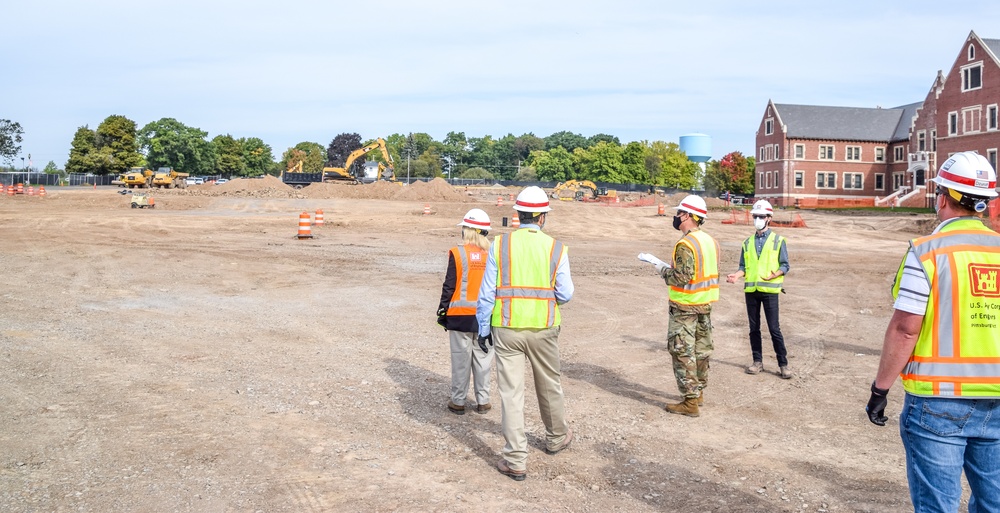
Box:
[0,180,946,512]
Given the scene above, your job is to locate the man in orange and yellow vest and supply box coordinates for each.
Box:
[658,195,720,418]
[867,151,1000,512]
[437,208,494,416]
[477,186,574,482]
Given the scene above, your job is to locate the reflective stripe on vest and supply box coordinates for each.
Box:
[447,244,487,316]
[743,232,785,293]
[491,229,564,328]
[897,218,1000,397]
[668,230,720,305]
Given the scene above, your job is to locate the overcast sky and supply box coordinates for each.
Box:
[4,1,999,168]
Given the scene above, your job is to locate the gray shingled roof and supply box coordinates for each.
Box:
[774,103,906,142]
[984,38,1000,61]
[890,102,923,142]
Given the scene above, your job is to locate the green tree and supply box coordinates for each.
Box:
[620,141,647,183]
[576,142,623,182]
[0,119,25,165]
[242,137,274,176]
[544,131,587,152]
[459,166,493,179]
[212,134,246,176]
[529,146,574,182]
[513,133,545,163]
[43,161,62,174]
[66,126,99,174]
[513,165,537,181]
[588,133,620,147]
[138,118,216,175]
[282,142,325,173]
[94,115,141,175]
[647,141,699,189]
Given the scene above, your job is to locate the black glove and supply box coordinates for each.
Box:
[866,382,889,426]
[477,333,493,354]
[436,308,447,330]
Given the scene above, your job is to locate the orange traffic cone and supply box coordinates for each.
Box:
[6,185,12,196]
[509,193,514,201]
[148,196,155,208]
[657,204,665,216]
[297,212,313,239]
[497,196,503,207]
[315,209,324,226]
[17,183,23,194]
[27,186,35,196]
[512,216,520,228]
[423,204,431,215]
[39,185,46,197]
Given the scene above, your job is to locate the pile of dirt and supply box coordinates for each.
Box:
[298,181,401,200]
[392,178,472,202]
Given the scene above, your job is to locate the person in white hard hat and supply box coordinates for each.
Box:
[726,199,792,379]
[656,194,720,418]
[866,150,1000,512]
[476,185,574,481]
[437,208,494,416]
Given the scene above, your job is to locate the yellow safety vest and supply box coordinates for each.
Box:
[891,218,1000,397]
[743,231,785,294]
[669,229,720,306]
[491,229,566,328]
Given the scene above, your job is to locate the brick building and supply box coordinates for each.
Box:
[755,31,1000,208]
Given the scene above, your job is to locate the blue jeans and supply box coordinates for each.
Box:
[900,394,1000,513]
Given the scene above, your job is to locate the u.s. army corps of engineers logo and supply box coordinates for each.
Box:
[970,263,1000,298]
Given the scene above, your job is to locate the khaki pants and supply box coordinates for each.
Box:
[449,330,494,406]
[494,325,569,471]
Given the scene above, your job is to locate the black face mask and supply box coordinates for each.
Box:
[672,215,682,231]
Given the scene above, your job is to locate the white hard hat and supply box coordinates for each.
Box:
[458,208,491,231]
[933,151,998,198]
[751,199,774,216]
[674,194,708,219]
[513,186,552,213]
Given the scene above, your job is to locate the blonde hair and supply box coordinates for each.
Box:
[462,227,490,251]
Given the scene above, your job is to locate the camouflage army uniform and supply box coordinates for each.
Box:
[661,234,713,400]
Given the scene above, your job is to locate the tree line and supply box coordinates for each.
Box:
[0,116,756,194]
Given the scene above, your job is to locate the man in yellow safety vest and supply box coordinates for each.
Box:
[477,186,574,481]
[867,151,1000,512]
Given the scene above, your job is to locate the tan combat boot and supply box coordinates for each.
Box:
[665,397,700,417]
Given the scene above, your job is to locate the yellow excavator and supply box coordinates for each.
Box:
[322,138,396,183]
[550,180,616,201]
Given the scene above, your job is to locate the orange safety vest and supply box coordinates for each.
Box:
[446,244,487,316]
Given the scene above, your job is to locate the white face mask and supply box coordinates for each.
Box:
[754,217,768,231]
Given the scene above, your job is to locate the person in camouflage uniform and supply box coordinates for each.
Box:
[656,195,720,417]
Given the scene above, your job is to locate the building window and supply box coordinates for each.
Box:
[894,146,904,162]
[794,171,804,188]
[794,144,804,159]
[989,105,998,131]
[774,144,780,159]
[875,173,885,191]
[989,149,998,173]
[819,145,834,160]
[969,44,976,60]
[846,146,861,161]
[760,147,765,161]
[766,172,772,189]
[949,112,958,135]
[765,118,773,135]
[963,64,982,91]
[917,131,926,152]
[875,147,885,162]
[843,173,863,190]
[894,173,905,190]
[767,145,773,161]
[931,130,937,151]
[964,107,982,133]
[816,172,836,189]
[758,172,763,189]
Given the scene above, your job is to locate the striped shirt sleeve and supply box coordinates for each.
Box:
[892,249,929,315]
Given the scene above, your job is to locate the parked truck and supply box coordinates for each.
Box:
[122,167,154,188]
[151,168,189,189]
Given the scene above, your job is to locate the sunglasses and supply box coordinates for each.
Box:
[752,215,768,219]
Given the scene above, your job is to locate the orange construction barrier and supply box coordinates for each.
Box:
[497,196,503,207]
[39,186,46,197]
[315,209,325,226]
[423,204,431,215]
[657,204,665,216]
[16,183,23,194]
[6,185,13,196]
[296,212,313,239]
[512,216,520,228]
[148,197,155,208]
[509,193,514,201]
[27,186,35,196]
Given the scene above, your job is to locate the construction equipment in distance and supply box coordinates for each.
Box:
[282,138,396,187]
[130,191,155,208]
[122,167,154,188]
[550,180,617,201]
[151,168,189,189]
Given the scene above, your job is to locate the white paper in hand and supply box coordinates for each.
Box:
[637,252,670,269]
